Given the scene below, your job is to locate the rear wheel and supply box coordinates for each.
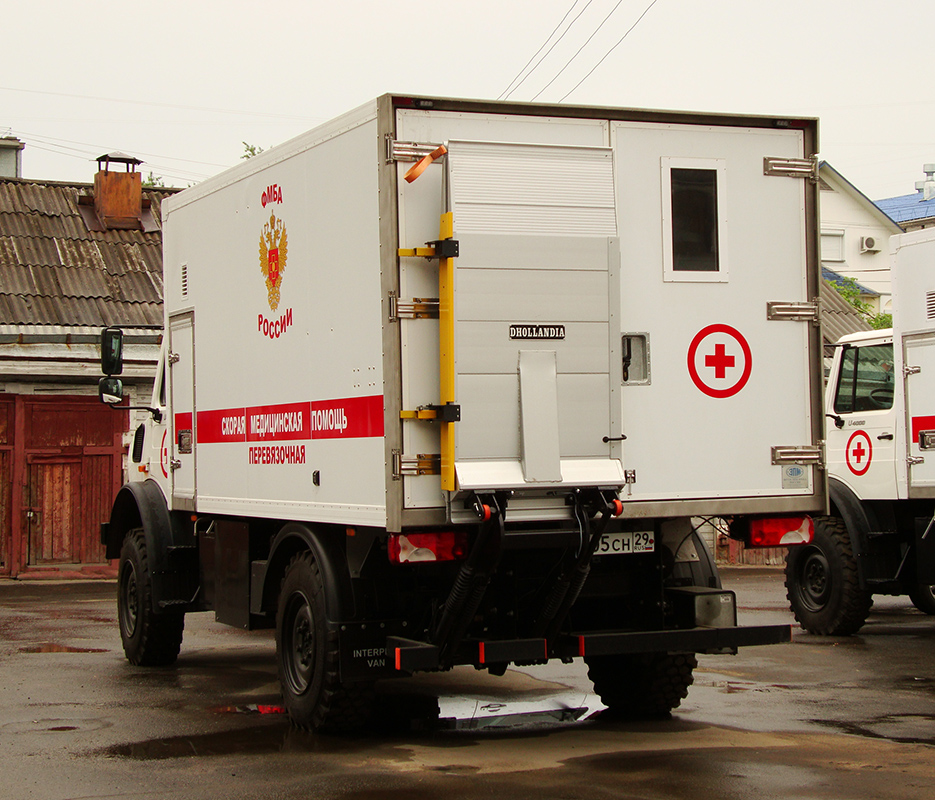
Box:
[586,652,697,718]
[117,528,184,666]
[276,551,373,731]
[784,516,872,635]
[909,583,935,615]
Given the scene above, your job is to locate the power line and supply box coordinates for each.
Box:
[499,0,584,101]
[16,130,228,169]
[0,85,325,123]
[559,0,660,102]
[531,0,627,102]
[15,132,218,183]
[502,0,598,101]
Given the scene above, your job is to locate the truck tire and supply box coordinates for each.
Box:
[117,528,185,666]
[909,583,935,615]
[586,652,697,718]
[784,516,873,635]
[276,551,373,731]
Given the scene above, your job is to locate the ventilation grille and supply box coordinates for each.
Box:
[181,263,189,298]
[927,291,935,320]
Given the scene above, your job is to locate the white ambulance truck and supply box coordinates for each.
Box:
[99,94,826,730]
[786,229,935,634]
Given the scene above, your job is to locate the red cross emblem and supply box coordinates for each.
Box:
[846,430,873,476]
[687,324,752,398]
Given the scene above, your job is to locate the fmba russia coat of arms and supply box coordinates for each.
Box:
[259,212,288,311]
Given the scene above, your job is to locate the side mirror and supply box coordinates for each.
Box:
[99,376,124,405]
[101,327,124,375]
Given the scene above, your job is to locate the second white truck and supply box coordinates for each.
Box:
[786,228,935,633]
[98,94,825,730]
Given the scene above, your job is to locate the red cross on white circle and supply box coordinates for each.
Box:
[846,430,873,476]
[687,324,752,398]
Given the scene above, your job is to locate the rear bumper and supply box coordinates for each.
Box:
[387,623,792,673]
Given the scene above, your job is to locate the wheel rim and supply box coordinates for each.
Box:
[119,560,139,639]
[796,547,831,612]
[283,590,315,695]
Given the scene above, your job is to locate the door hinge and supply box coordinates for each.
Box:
[386,137,444,164]
[909,456,925,467]
[169,459,182,471]
[767,299,821,324]
[389,293,440,321]
[624,469,637,484]
[904,365,921,378]
[392,451,441,479]
[167,351,180,365]
[763,155,819,181]
[771,445,824,468]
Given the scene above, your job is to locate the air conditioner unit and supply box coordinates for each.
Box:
[860,236,881,253]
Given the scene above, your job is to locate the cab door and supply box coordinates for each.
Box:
[168,311,196,510]
[826,339,898,500]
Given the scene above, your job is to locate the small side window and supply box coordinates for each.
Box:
[834,344,894,413]
[662,158,728,283]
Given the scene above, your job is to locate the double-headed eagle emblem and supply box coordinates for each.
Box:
[259,212,288,311]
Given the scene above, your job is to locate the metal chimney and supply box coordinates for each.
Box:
[923,163,935,202]
[93,151,144,230]
[0,136,25,178]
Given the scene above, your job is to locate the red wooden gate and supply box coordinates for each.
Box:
[1,395,126,578]
[0,397,12,575]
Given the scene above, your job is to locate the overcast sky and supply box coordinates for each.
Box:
[3,0,931,200]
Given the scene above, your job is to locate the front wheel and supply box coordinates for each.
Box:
[909,583,935,615]
[275,551,373,731]
[586,652,697,718]
[117,528,184,666]
[784,516,872,635]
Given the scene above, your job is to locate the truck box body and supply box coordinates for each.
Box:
[160,95,825,528]
[107,95,825,729]
[891,229,935,499]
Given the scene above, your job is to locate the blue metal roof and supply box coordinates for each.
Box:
[821,265,878,296]
[874,191,935,224]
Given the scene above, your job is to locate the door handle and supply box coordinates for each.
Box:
[877,433,894,440]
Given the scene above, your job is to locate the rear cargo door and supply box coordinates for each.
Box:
[611,121,817,503]
[444,141,624,494]
[904,333,935,496]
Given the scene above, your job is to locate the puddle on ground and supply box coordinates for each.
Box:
[814,715,935,747]
[3,717,110,734]
[98,690,600,760]
[19,642,108,654]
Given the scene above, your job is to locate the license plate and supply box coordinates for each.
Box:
[596,530,655,555]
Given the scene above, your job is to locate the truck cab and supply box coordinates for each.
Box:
[786,230,935,632]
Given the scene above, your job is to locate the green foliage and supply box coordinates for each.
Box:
[831,276,892,330]
[142,171,165,188]
[241,142,265,160]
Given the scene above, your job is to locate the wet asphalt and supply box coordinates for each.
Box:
[0,568,932,800]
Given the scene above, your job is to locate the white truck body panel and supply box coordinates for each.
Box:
[155,96,824,529]
[612,121,814,505]
[892,229,935,498]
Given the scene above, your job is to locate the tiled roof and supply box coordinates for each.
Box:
[874,192,935,225]
[0,178,176,327]
[820,279,871,346]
